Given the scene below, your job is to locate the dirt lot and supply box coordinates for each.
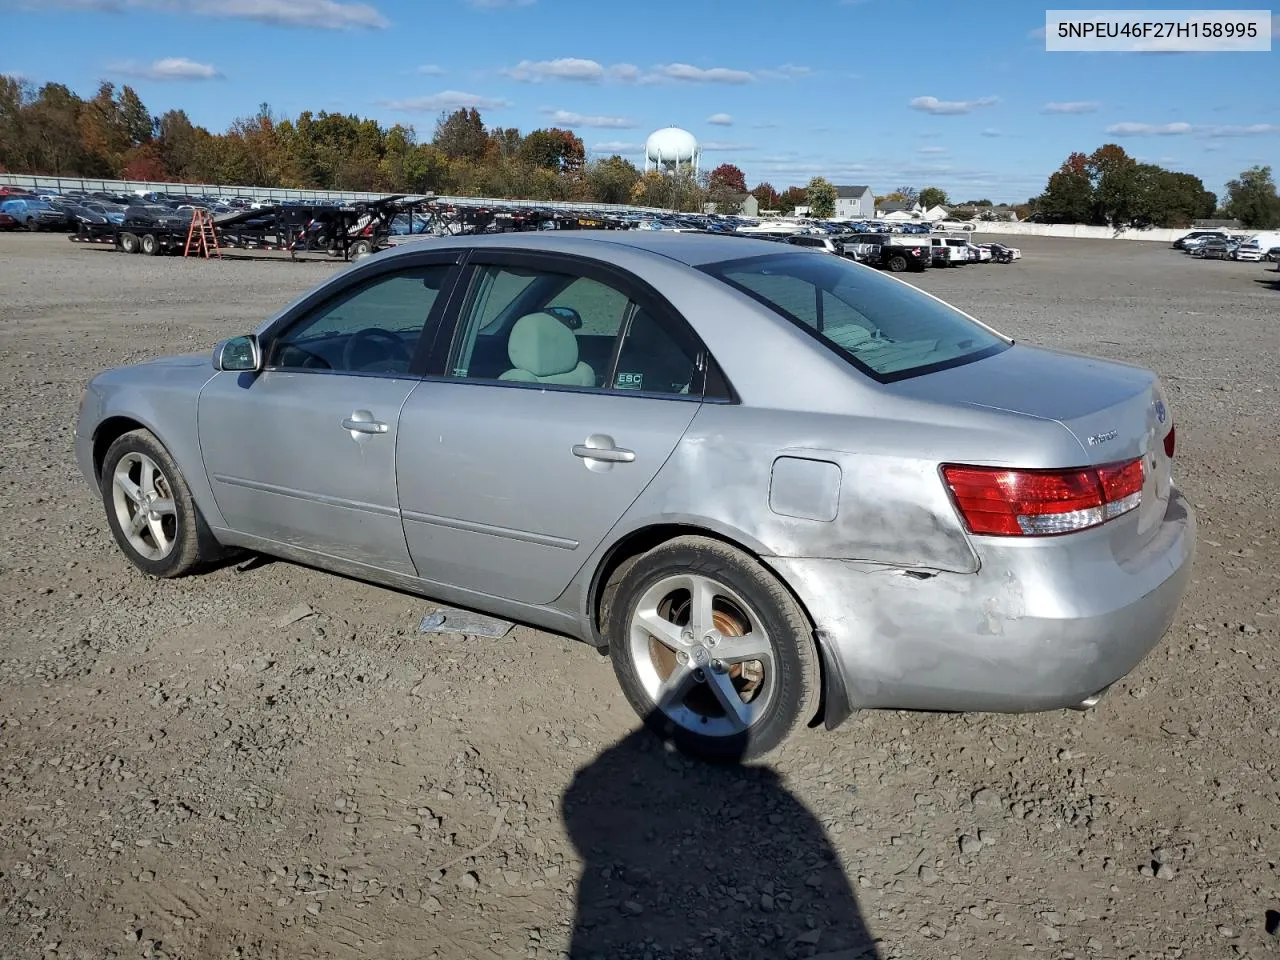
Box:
[1,232,1278,960]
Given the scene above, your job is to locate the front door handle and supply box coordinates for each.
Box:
[342,411,388,436]
[573,438,635,463]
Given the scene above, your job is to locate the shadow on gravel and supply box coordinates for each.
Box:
[561,727,881,960]
[1252,276,1280,291]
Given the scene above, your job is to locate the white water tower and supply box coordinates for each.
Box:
[644,126,701,176]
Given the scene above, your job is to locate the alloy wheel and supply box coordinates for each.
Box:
[628,573,776,737]
[111,452,178,561]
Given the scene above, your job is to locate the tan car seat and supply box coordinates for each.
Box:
[499,312,596,386]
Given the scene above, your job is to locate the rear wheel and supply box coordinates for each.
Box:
[602,536,820,762]
[99,429,223,578]
[350,239,372,258]
[887,254,908,272]
[140,233,159,255]
[119,232,140,254]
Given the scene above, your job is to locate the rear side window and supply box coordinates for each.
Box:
[701,251,1008,381]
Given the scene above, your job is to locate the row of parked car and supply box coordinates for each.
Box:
[775,231,1020,272]
[1172,228,1280,262]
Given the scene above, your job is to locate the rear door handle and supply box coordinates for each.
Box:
[342,416,388,435]
[573,441,635,463]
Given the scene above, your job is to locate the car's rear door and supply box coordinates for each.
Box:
[395,249,711,605]
[197,250,463,575]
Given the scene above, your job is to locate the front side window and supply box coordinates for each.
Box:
[448,264,700,396]
[267,263,452,374]
[701,251,1008,381]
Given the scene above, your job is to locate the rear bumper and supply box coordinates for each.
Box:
[768,488,1196,728]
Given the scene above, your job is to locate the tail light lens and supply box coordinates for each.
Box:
[942,457,1145,537]
[1163,422,1176,458]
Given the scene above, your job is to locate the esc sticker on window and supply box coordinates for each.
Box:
[615,372,644,390]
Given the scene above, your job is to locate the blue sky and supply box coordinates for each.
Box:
[2,0,1277,203]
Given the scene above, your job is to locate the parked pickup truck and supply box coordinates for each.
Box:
[839,232,932,272]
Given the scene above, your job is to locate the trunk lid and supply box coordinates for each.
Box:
[892,343,1175,546]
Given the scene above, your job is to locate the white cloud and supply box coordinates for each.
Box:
[541,109,636,128]
[1028,24,1047,38]
[909,95,998,115]
[607,63,640,82]
[590,140,643,153]
[706,113,733,126]
[381,90,510,111]
[918,145,948,154]
[502,58,607,82]
[1104,121,1193,136]
[35,0,388,28]
[752,121,779,129]
[1108,120,1279,138]
[1200,123,1280,137]
[108,56,221,80]
[645,63,754,84]
[1041,100,1100,114]
[980,128,1002,137]
[701,141,756,151]
[416,64,444,75]
[757,64,811,79]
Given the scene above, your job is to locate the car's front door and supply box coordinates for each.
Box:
[198,255,460,575]
[396,252,711,605]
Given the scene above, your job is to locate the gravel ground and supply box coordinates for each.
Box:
[1,232,1278,960]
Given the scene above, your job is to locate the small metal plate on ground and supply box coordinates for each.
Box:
[417,607,514,638]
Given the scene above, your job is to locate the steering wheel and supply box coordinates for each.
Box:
[342,327,413,372]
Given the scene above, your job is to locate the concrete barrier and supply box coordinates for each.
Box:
[968,221,1184,243]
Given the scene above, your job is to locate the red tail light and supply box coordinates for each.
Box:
[942,457,1145,537]
[1163,422,1176,458]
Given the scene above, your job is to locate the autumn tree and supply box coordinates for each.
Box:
[777,185,808,214]
[751,181,780,210]
[894,185,919,205]
[918,186,949,208]
[433,108,488,162]
[1224,165,1280,228]
[708,163,747,195]
[806,176,837,218]
[587,155,640,205]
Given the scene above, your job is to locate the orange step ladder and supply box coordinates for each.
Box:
[183,208,222,259]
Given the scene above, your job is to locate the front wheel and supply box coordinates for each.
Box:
[100,429,223,578]
[119,232,140,254]
[602,536,820,762]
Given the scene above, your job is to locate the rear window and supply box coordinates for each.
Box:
[700,251,1009,381]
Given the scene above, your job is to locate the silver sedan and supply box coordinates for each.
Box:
[74,231,1195,761]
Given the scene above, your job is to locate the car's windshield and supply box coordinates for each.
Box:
[701,251,1009,381]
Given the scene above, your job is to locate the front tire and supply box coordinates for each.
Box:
[602,536,820,762]
[119,232,140,254]
[99,429,221,578]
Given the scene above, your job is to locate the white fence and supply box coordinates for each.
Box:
[969,221,1184,243]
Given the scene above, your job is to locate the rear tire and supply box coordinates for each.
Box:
[141,233,159,255]
[602,535,820,762]
[350,239,372,258]
[887,254,908,272]
[99,429,223,578]
[120,232,140,254]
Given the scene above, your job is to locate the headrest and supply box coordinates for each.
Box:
[507,312,580,377]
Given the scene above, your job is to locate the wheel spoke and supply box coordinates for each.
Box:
[127,508,148,536]
[138,461,157,498]
[146,515,170,551]
[687,575,717,638]
[707,670,751,731]
[633,607,686,652]
[715,630,773,666]
[149,498,176,517]
[655,663,697,714]
[115,474,144,505]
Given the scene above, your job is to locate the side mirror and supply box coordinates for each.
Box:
[544,306,583,330]
[213,335,262,372]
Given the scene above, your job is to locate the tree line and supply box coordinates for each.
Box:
[4,79,1276,227]
[0,77,779,213]
[1029,144,1280,229]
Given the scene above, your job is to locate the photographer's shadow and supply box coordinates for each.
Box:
[561,727,881,959]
